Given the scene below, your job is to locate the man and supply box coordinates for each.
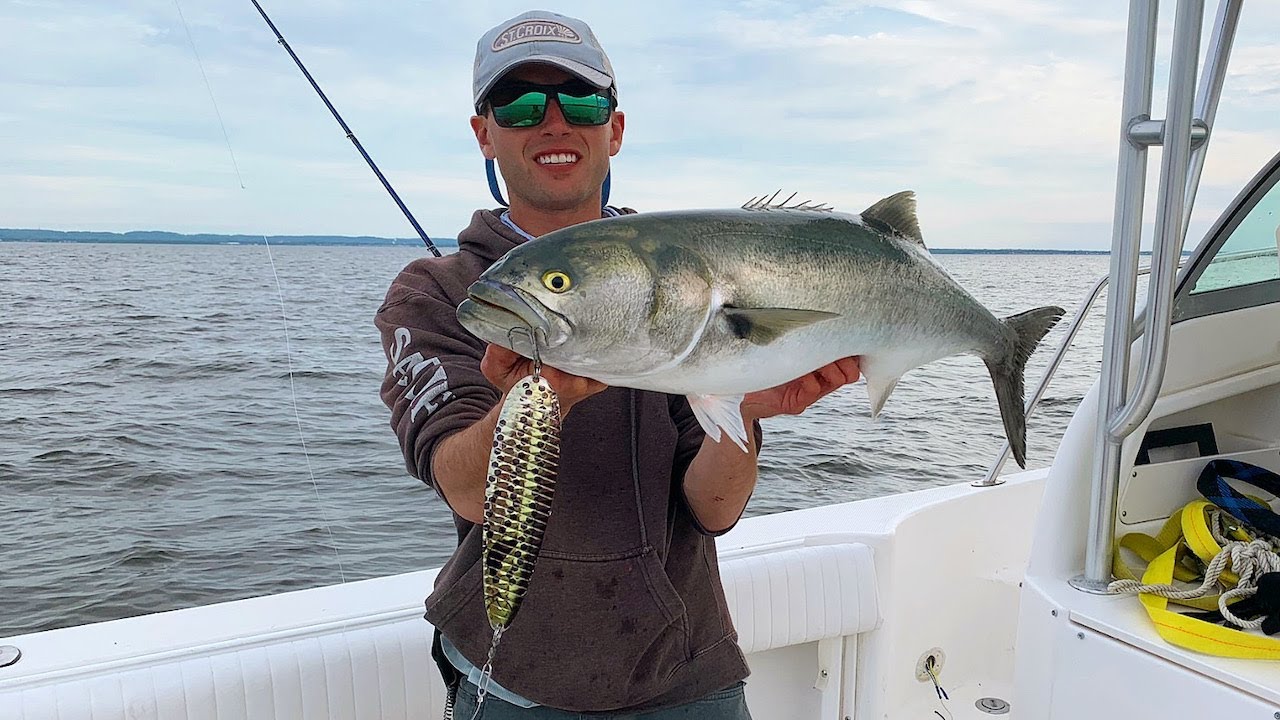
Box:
[376,10,861,718]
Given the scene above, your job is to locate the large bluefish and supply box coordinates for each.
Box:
[458,192,1064,467]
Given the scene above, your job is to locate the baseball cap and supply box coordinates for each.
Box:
[473,11,616,113]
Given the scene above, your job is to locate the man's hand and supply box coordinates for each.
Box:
[480,344,607,417]
[681,357,860,534]
[430,345,607,524]
[740,357,862,421]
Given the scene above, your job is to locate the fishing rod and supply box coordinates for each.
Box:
[248,0,441,257]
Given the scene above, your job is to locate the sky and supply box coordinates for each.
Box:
[2,0,1278,249]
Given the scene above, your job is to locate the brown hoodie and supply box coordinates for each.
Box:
[375,209,751,712]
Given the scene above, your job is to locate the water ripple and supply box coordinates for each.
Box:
[0,243,1108,637]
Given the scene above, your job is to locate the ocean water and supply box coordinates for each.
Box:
[0,242,1111,638]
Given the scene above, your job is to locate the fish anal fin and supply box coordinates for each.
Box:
[861,191,924,246]
[866,375,901,418]
[722,307,839,345]
[687,393,749,451]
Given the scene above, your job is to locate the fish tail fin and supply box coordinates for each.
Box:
[985,306,1066,468]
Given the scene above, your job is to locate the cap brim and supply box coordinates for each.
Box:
[475,55,613,109]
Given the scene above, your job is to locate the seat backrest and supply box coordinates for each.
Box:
[1,542,878,719]
[721,542,880,654]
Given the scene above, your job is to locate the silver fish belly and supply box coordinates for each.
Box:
[483,374,561,630]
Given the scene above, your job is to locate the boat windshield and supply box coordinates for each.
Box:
[1190,180,1280,294]
[1175,152,1280,320]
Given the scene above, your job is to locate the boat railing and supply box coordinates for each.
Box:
[1072,0,1241,593]
[977,0,1245,596]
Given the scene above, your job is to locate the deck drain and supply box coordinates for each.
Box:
[0,646,20,669]
[976,697,1010,715]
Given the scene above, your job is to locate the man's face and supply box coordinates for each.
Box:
[471,64,625,214]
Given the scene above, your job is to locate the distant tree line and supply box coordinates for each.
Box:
[0,229,457,247]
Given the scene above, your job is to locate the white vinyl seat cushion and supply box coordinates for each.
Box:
[721,542,879,655]
[1,542,878,719]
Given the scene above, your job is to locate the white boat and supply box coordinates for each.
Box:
[4,0,1279,717]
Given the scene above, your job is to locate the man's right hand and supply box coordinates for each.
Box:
[480,344,608,418]
[431,344,607,523]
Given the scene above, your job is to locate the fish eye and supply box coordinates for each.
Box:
[541,270,572,293]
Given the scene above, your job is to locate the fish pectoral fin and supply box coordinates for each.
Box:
[721,307,839,345]
[686,393,750,452]
[865,374,901,418]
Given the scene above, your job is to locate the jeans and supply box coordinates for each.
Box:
[452,680,752,720]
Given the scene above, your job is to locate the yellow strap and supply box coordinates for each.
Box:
[1138,542,1280,659]
[1113,505,1221,610]
[1181,498,1259,586]
[1115,499,1256,587]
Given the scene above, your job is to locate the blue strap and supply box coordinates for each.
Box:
[485,158,508,207]
[1196,459,1280,538]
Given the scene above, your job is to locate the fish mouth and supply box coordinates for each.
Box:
[458,279,564,351]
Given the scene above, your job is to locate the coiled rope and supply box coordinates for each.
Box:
[1110,505,1280,629]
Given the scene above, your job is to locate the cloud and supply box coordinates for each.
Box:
[1230,45,1280,97]
[2,0,1277,248]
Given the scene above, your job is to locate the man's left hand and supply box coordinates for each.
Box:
[740,357,862,421]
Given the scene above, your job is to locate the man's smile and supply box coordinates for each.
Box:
[534,151,580,166]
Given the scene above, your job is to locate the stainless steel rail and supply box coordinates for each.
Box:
[969,1,1245,597]
[1109,0,1202,443]
[1182,0,1244,248]
[1070,0,1241,594]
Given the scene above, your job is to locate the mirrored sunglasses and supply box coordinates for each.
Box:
[486,80,614,128]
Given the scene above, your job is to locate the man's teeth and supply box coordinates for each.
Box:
[537,153,579,165]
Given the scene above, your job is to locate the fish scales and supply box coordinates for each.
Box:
[483,374,561,630]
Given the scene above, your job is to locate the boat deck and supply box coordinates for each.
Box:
[1068,571,1280,706]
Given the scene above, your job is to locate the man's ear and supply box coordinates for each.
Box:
[471,115,497,160]
[608,110,625,157]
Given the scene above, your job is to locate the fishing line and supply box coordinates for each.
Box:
[173,0,347,583]
[260,233,347,583]
[172,0,244,189]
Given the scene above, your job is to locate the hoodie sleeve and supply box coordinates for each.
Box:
[375,259,498,507]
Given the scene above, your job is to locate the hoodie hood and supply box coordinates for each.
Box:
[457,209,527,266]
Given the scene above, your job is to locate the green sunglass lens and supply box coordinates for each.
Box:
[489,85,612,127]
[493,92,548,128]
[557,92,611,126]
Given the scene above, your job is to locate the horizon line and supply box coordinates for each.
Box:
[0,228,1163,254]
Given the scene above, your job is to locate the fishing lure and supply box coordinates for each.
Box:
[468,329,561,718]
[482,372,561,630]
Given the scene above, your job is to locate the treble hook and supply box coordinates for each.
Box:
[506,325,546,381]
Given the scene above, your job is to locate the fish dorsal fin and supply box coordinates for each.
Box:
[741,191,834,212]
[861,191,924,246]
[722,306,839,345]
